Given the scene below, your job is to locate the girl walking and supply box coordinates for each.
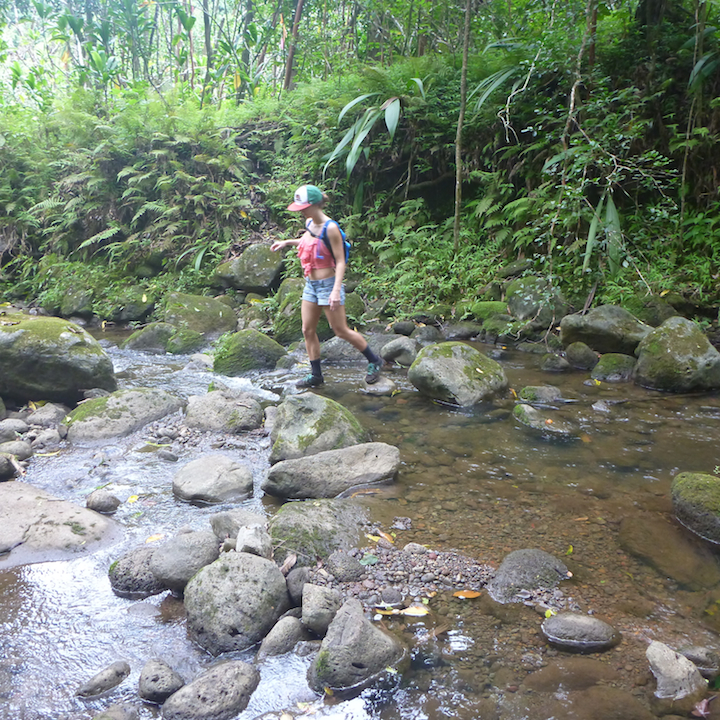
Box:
[271,184,383,388]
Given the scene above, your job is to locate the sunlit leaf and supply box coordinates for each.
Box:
[383,97,400,141]
[338,92,378,123]
[453,590,482,599]
[145,534,165,543]
[365,533,380,542]
[400,605,430,617]
[377,530,394,544]
[566,545,573,555]
[127,495,139,503]
[545,608,556,618]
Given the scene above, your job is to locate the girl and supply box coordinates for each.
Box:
[271,184,383,388]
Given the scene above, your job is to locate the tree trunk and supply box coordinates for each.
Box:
[283,0,305,91]
[200,0,213,106]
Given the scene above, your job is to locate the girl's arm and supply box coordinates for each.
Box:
[270,236,302,252]
[327,224,346,308]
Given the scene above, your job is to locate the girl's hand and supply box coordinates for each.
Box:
[270,240,286,252]
[329,289,341,310]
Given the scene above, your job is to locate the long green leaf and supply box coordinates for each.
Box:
[322,122,359,177]
[469,67,518,110]
[338,93,378,123]
[409,77,426,100]
[346,109,382,176]
[605,194,622,278]
[582,193,605,273]
[384,98,400,141]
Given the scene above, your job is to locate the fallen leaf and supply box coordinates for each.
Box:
[566,545,573,555]
[365,533,380,542]
[545,418,554,425]
[453,590,482,599]
[545,608,556,618]
[323,686,334,696]
[127,495,139,503]
[580,434,592,443]
[375,608,400,616]
[35,451,61,457]
[377,530,394,544]
[573,516,589,521]
[400,605,430,617]
[145,534,165,543]
[279,553,297,575]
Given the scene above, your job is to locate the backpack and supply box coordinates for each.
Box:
[306,219,351,264]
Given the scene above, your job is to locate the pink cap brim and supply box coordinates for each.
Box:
[287,201,312,211]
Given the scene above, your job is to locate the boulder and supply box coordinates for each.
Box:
[408,341,508,406]
[0,315,116,403]
[560,305,652,354]
[590,353,636,382]
[66,388,184,443]
[541,613,620,652]
[166,328,206,354]
[0,453,18,479]
[517,385,563,405]
[91,703,138,720]
[0,440,32,460]
[138,658,185,703]
[0,481,120,568]
[487,548,572,603]
[0,418,28,443]
[161,661,260,720]
[213,329,287,375]
[234,525,273,558]
[123,322,176,354]
[184,552,290,654]
[184,391,263,433]
[263,442,400,499]
[269,393,366,464]
[302,584,343,636]
[173,454,253,504]
[672,471,720,544]
[164,292,237,339]
[109,285,155,323]
[214,243,283,294]
[76,661,131,698]
[307,598,405,694]
[646,640,707,715]
[60,286,94,319]
[465,301,508,322]
[565,341,599,370]
[513,404,578,441]
[109,546,166,599]
[209,509,267,540]
[256,616,311,660]
[86,488,121,514]
[149,530,220,595]
[380,336,418,367]
[634,316,720,392]
[269,498,368,566]
[411,325,443,344]
[505,276,567,329]
[25,402,68,427]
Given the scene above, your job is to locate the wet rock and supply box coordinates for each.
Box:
[86,489,121,514]
[26,402,69,427]
[256,616,311,660]
[286,566,311,606]
[214,243,283,294]
[525,656,621,691]
[209,508,267,540]
[302,584,343,636]
[618,514,720,590]
[392,321,415,336]
[76,660,131,698]
[109,546,166,599]
[234,525,273,558]
[0,418,28,443]
[213,328,287,375]
[0,481,120,568]
[123,322,176,354]
[672,471,720,544]
[269,498,368,566]
[161,661,260,720]
[0,453,18,479]
[540,353,571,372]
[149,530,219,595]
[646,640,707,715]
[138,658,185,703]
[590,352,636,382]
[66,388,184,443]
[263,442,400,499]
[307,598,406,694]
[0,396,4,420]
[560,305,652,354]
[678,646,720,680]
[411,325,443,344]
[0,315,117,404]
[184,552,290,654]
[408,341,508,407]
[91,703,138,720]
[173,454,253,504]
[30,427,61,449]
[362,375,396,396]
[184,391,263,433]
[325,551,366,582]
[565,341,599,370]
[505,276,567,329]
[512,404,578,441]
[269,393,367,464]
[635,316,720,392]
[518,385,563,405]
[487,548,572,603]
[0,440,32,460]
[445,322,483,340]
[541,612,620,652]
[164,292,237,340]
[380,336,418,367]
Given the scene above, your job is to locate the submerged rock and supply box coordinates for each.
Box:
[487,548,572,603]
[76,660,131,698]
[590,353,636,382]
[541,613,620,652]
[513,404,578,441]
[646,640,707,715]
[518,385,563,405]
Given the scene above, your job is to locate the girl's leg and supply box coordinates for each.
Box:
[323,305,383,384]
[301,300,323,360]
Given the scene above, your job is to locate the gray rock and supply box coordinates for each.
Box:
[0,481,120,568]
[541,612,620,652]
[0,453,18,479]
[672,472,720,545]
[164,292,237,340]
[184,391,263,433]
[91,703,138,720]
[411,325,443,344]
[517,385,563,405]
[445,322,483,340]
[634,316,720,392]
[269,498,368,566]
[325,550,366,581]
[513,404,578,441]
[678,646,720,680]
[0,315,116,404]
[30,428,61,449]
[565,341,599,370]
[560,305,652,354]
[392,321,415,336]
[173,454,253,504]
[646,640,707,715]
[26,402,69,427]
[213,328,287,375]
[184,553,290,654]
[302,583,343,636]
[362,375,396,396]
[150,530,219,595]
[109,546,166,599]
[66,388,184,443]
[487,548,572,603]
[540,353,570,372]
[123,322,176,354]
[161,661,260,720]
[307,598,405,694]
[591,353,636,382]
[0,440,32,460]
[256,616,311,660]
[505,276,567,329]
[138,658,185,703]
[263,442,399,499]
[86,489,121,514]
[209,509,267,540]
[286,566,311,606]
[234,525,273,558]
[269,393,367,464]
[408,341,508,407]
[380,336,418,366]
[214,243,283,294]
[76,660,131,697]
[0,418,28,443]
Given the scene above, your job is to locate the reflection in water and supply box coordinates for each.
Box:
[1,341,720,719]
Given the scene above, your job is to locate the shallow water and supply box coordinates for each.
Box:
[2,338,720,720]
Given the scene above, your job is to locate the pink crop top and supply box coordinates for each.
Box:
[297,231,335,277]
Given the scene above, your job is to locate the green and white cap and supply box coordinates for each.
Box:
[287,184,323,211]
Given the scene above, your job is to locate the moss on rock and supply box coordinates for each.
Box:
[213,329,287,375]
[672,472,720,543]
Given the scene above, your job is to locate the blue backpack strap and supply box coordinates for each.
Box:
[320,220,349,262]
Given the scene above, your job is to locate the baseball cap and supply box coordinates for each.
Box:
[287,184,324,211]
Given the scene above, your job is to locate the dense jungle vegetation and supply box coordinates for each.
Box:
[0,0,718,322]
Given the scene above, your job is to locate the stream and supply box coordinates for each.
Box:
[2,336,720,720]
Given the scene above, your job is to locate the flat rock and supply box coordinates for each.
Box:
[173,454,253,504]
[76,660,131,698]
[541,612,620,652]
[184,391,263,433]
[487,548,572,603]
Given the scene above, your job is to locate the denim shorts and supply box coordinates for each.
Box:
[302,276,345,306]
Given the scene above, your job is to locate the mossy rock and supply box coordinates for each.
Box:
[164,292,237,339]
[344,292,366,323]
[518,385,563,404]
[560,305,651,354]
[469,301,508,322]
[412,304,452,324]
[109,285,155,323]
[623,294,679,327]
[123,322,175,353]
[167,328,206,354]
[512,403,578,441]
[497,259,534,279]
[276,277,305,305]
[237,302,272,331]
[505,276,567,329]
[566,341,599,370]
[213,243,284,293]
[590,353,636,383]
[213,329,287,376]
[672,472,720,544]
[60,286,94,319]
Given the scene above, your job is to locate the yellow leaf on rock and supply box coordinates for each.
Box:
[453,590,482,599]
[400,605,430,617]
[375,608,400,615]
[378,531,394,544]
[145,534,165,543]
[365,533,380,542]
[127,495,139,503]
[545,608,556,618]
[323,686,334,696]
